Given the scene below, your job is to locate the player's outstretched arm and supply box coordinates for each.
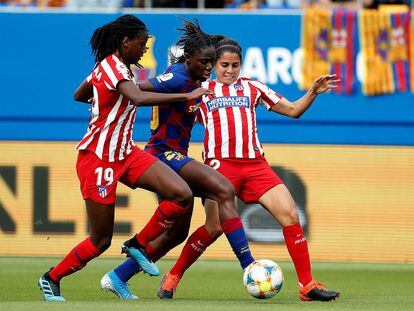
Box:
[118,80,211,107]
[74,79,93,103]
[270,74,339,119]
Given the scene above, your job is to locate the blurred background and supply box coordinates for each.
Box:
[0,0,413,264]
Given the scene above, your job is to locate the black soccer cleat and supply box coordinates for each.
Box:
[298,280,340,301]
[38,271,65,302]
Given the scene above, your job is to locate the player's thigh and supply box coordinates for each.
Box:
[179,160,234,200]
[135,160,192,203]
[258,184,299,226]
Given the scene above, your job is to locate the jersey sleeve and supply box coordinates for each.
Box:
[100,55,132,90]
[148,71,187,93]
[86,73,93,84]
[249,80,283,110]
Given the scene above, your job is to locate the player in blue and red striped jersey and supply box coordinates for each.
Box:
[101,20,256,300]
[37,15,211,302]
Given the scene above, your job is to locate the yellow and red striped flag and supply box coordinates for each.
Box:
[301,8,356,94]
[359,9,410,95]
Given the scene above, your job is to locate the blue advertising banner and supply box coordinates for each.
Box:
[0,12,413,145]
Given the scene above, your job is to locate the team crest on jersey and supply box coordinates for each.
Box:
[233,84,243,90]
[205,96,250,112]
[98,185,108,198]
[156,73,174,82]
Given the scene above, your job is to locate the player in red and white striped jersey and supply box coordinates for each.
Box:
[199,38,340,301]
[38,15,210,302]
[198,77,282,160]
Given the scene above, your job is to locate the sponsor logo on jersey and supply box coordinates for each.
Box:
[156,72,174,83]
[205,96,250,112]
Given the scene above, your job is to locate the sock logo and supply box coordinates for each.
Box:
[294,237,307,244]
[240,246,250,254]
[158,219,174,228]
[191,242,205,253]
[197,240,205,247]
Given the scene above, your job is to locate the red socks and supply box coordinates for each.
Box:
[49,237,101,282]
[170,225,216,278]
[283,224,312,285]
[136,200,187,247]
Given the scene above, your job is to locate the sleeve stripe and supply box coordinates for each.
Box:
[112,55,131,81]
[101,59,119,89]
[249,80,282,110]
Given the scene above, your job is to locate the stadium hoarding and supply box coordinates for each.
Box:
[1,142,413,263]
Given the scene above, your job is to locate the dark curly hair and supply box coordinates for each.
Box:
[170,18,215,64]
[90,14,148,72]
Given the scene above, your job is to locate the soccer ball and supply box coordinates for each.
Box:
[243,259,283,299]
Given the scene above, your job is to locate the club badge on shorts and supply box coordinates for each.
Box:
[98,185,108,198]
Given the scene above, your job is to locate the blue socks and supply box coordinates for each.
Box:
[221,217,255,269]
[113,258,142,282]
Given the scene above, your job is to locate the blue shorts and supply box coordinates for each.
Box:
[154,151,194,174]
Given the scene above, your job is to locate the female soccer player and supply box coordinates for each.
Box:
[100,20,256,300]
[158,38,341,301]
[37,15,211,302]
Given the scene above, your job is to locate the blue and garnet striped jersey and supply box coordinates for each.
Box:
[145,63,201,155]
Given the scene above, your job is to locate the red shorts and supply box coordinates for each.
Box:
[205,157,283,204]
[76,146,158,205]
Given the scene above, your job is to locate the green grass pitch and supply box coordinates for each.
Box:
[0,257,413,311]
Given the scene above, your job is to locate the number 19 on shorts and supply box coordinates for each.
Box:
[95,167,114,185]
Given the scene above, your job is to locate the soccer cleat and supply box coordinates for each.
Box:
[121,239,159,276]
[157,272,181,299]
[38,271,65,302]
[100,271,138,300]
[297,280,340,302]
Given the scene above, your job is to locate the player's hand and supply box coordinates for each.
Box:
[310,74,340,95]
[187,87,213,101]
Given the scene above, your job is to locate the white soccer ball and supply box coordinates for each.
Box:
[243,259,283,299]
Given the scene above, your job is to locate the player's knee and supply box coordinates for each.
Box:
[208,227,223,240]
[215,180,235,204]
[168,184,193,208]
[282,208,299,226]
[91,235,112,252]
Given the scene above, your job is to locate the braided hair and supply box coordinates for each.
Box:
[90,14,147,72]
[214,38,243,62]
[170,18,215,64]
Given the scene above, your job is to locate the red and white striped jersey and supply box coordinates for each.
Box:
[198,77,282,160]
[76,54,137,162]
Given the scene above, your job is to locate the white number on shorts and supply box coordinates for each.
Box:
[95,167,114,185]
[209,159,221,170]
